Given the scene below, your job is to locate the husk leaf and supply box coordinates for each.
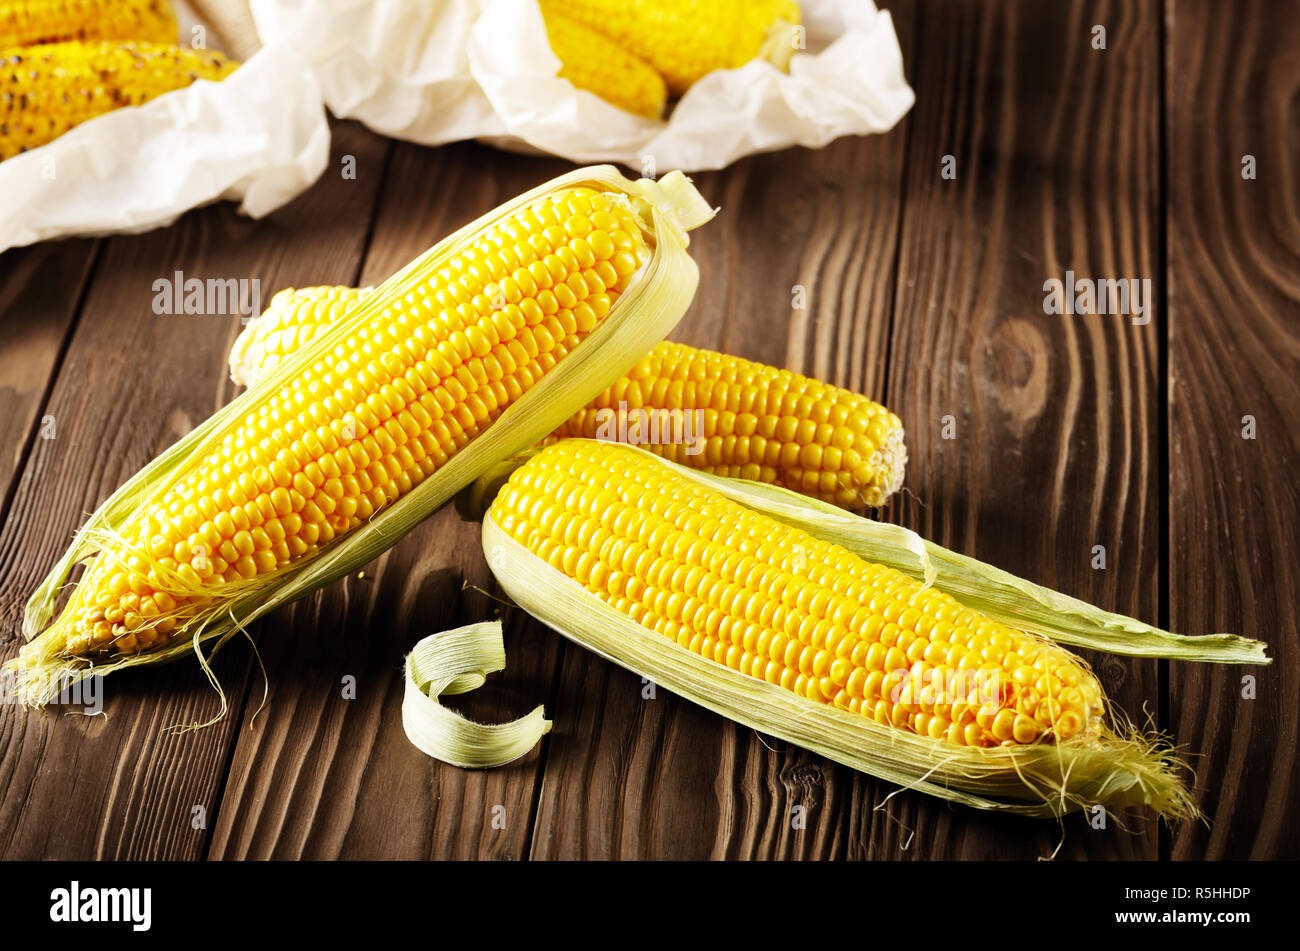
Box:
[402,621,550,768]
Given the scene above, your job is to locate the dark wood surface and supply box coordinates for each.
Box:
[1165,0,1299,860]
[1,0,1295,860]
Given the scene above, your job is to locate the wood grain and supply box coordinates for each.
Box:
[873,0,1163,858]
[0,240,98,508]
[1165,0,1300,860]
[0,120,390,859]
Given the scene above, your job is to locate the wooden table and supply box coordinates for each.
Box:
[1,0,1294,860]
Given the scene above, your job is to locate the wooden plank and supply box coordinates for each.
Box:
[0,239,98,511]
[0,120,390,859]
[529,3,918,859]
[868,0,1163,858]
[1166,0,1299,860]
[207,143,575,859]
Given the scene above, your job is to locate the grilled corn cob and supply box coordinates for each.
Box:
[0,0,177,47]
[0,41,238,159]
[542,0,802,96]
[15,169,713,704]
[489,440,1101,747]
[540,5,666,118]
[229,287,907,509]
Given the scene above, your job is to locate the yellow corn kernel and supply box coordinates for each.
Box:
[60,187,651,658]
[488,440,1106,747]
[0,41,238,160]
[539,3,666,119]
[232,294,907,508]
[0,0,177,47]
[543,0,802,96]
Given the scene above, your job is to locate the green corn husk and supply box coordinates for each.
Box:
[10,168,715,706]
[460,440,1267,819]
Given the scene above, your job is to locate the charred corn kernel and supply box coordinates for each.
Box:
[0,41,238,160]
[55,188,651,658]
[544,0,802,96]
[0,0,176,47]
[487,440,1107,747]
[232,295,906,508]
[539,3,666,118]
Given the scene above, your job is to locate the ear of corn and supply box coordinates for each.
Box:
[0,41,238,160]
[477,439,1221,818]
[230,290,907,508]
[542,0,802,96]
[493,440,1105,748]
[228,285,370,388]
[0,0,177,47]
[539,4,667,119]
[11,168,714,706]
[550,342,905,507]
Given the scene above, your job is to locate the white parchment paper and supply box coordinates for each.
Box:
[251,0,913,171]
[0,37,329,253]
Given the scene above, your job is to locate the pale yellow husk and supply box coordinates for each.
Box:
[473,441,1214,819]
[403,622,550,769]
[11,167,715,707]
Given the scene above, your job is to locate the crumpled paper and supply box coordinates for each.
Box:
[0,41,330,254]
[250,0,913,171]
